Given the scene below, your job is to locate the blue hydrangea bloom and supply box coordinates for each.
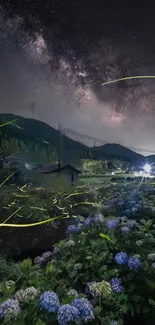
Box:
[66,225,78,234]
[152,263,155,268]
[72,298,94,322]
[110,278,123,292]
[57,304,80,325]
[128,256,142,271]
[40,291,60,313]
[106,219,119,230]
[114,252,128,264]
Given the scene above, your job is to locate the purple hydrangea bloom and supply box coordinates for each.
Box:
[52,246,60,256]
[84,216,94,227]
[57,304,80,325]
[110,278,123,292]
[40,291,60,313]
[42,251,53,260]
[128,256,142,271]
[0,306,3,319]
[152,263,155,268]
[114,252,128,265]
[106,219,119,230]
[0,299,20,320]
[72,298,94,322]
[126,220,138,230]
[121,226,130,234]
[66,225,78,234]
[34,256,44,265]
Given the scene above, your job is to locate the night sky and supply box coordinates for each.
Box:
[1,1,155,154]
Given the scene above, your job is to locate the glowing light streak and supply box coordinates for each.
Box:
[102,75,155,86]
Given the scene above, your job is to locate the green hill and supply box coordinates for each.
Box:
[0,113,88,166]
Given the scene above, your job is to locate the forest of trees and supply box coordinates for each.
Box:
[81,158,123,174]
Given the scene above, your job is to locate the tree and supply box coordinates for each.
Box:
[82,159,105,174]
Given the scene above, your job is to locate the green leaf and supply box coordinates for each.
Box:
[35,319,45,325]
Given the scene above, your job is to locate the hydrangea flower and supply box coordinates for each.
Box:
[74,263,82,270]
[110,321,118,325]
[57,304,80,325]
[5,280,15,289]
[88,280,112,298]
[121,226,130,234]
[0,299,20,320]
[64,240,75,248]
[40,291,60,313]
[34,256,44,265]
[15,287,40,303]
[52,246,60,256]
[128,256,142,271]
[110,278,123,292]
[72,298,94,322]
[42,251,53,260]
[152,263,155,268]
[94,213,104,223]
[67,289,78,298]
[83,216,94,227]
[136,240,143,246]
[85,281,97,297]
[147,253,155,261]
[114,252,128,265]
[126,220,139,230]
[66,225,78,234]
[106,219,119,230]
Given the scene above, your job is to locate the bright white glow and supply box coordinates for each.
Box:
[143,163,151,174]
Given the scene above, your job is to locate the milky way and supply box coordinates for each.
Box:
[0,5,155,154]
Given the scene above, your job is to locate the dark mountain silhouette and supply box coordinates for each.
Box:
[0,113,154,163]
[92,143,144,162]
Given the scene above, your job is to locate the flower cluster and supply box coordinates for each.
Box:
[70,263,83,278]
[114,252,128,265]
[0,299,20,320]
[106,218,119,230]
[87,280,112,298]
[67,289,78,298]
[110,278,124,292]
[128,256,142,271]
[57,304,80,325]
[40,291,60,313]
[72,298,94,322]
[147,253,155,261]
[15,287,40,303]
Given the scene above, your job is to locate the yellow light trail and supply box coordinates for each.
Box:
[0,215,70,228]
[102,75,155,86]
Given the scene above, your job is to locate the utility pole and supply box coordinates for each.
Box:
[58,123,63,169]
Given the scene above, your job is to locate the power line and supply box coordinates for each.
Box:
[61,126,155,155]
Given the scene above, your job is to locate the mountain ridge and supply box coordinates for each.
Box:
[0,113,154,163]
